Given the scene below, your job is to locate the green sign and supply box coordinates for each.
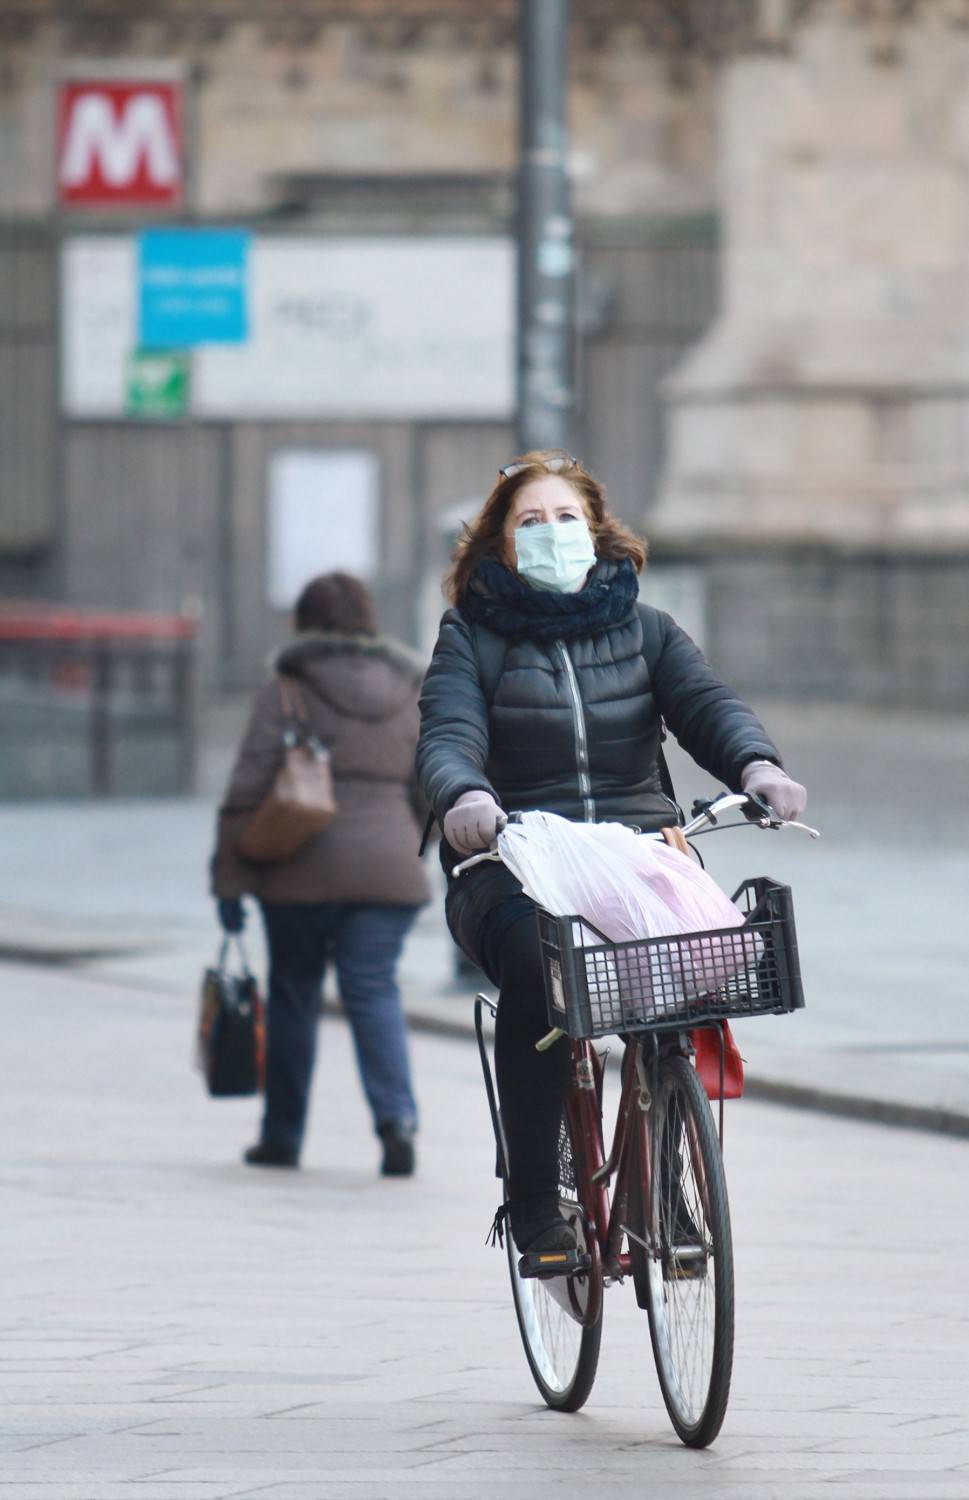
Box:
[125,349,190,419]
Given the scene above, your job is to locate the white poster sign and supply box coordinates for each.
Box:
[267,449,380,610]
[61,235,514,419]
[61,236,137,415]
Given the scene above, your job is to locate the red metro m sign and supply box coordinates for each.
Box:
[57,79,183,207]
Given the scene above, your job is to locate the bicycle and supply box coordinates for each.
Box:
[456,789,817,1447]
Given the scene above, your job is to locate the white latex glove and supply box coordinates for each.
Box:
[443,791,508,855]
[741,760,807,822]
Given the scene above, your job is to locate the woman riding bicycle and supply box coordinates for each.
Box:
[416,451,807,1260]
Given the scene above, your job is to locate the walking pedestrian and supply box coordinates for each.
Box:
[416,451,807,1254]
[211,572,429,1176]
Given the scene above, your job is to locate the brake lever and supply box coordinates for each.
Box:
[451,810,519,876]
[742,791,775,824]
[781,818,821,839]
[744,792,821,838]
[452,843,502,876]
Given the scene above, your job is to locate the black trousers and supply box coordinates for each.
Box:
[483,906,570,1208]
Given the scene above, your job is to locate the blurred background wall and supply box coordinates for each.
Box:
[0,0,966,723]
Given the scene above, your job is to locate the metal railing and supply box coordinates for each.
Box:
[0,605,199,797]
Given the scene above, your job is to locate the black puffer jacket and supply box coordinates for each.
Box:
[417,558,781,965]
[418,559,780,837]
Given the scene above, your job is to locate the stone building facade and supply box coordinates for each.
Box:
[653,2,969,706]
[0,0,965,706]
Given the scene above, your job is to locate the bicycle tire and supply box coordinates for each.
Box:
[629,1053,734,1447]
[505,1109,603,1413]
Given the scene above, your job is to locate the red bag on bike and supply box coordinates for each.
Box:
[692,1022,744,1101]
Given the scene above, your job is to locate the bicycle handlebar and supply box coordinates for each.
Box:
[452,789,819,877]
[682,791,820,840]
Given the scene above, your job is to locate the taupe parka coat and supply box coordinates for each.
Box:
[211,631,431,908]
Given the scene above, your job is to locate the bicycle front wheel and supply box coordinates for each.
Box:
[506,1112,603,1413]
[631,1053,734,1447]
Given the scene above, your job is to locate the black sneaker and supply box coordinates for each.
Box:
[513,1194,582,1266]
[378,1121,416,1177]
[510,1195,579,1257]
[520,1216,578,1256]
[515,1214,585,1281]
[243,1141,299,1168]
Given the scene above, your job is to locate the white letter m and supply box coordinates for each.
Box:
[60,92,179,189]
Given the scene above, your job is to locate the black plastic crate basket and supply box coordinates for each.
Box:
[536,877,804,1041]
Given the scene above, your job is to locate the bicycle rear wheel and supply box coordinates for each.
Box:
[506,1111,603,1413]
[629,1052,734,1447]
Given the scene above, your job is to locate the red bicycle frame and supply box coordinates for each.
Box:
[475,996,723,1336]
[562,1035,654,1326]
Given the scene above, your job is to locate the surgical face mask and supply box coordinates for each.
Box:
[514,520,596,593]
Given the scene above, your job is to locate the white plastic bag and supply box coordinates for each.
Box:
[496,811,760,1006]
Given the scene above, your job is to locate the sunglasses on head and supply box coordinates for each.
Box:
[499,451,578,479]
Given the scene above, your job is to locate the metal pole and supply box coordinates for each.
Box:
[90,641,112,796]
[517,0,575,454]
[174,630,199,795]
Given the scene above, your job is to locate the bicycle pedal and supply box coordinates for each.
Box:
[517,1247,591,1281]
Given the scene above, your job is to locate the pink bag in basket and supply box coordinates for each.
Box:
[496,811,762,1002]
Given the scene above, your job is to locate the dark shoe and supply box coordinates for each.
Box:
[512,1200,584,1280]
[378,1121,416,1177]
[510,1194,578,1257]
[243,1141,299,1168]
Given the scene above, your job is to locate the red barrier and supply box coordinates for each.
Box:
[0,606,196,641]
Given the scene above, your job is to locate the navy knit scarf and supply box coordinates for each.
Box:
[460,556,640,642]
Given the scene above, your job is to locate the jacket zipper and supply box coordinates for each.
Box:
[555,639,595,822]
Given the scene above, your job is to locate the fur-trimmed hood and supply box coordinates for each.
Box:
[275,631,426,722]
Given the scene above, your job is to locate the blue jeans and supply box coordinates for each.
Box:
[258,902,419,1154]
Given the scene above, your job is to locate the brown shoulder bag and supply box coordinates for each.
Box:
[237,678,337,862]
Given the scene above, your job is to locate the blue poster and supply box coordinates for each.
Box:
[139,228,249,347]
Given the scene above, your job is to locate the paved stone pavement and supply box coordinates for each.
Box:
[1,696,966,1131]
[2,957,969,1499]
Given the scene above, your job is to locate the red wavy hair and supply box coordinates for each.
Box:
[445,451,647,606]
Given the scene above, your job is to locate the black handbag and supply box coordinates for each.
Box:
[196,937,265,1097]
